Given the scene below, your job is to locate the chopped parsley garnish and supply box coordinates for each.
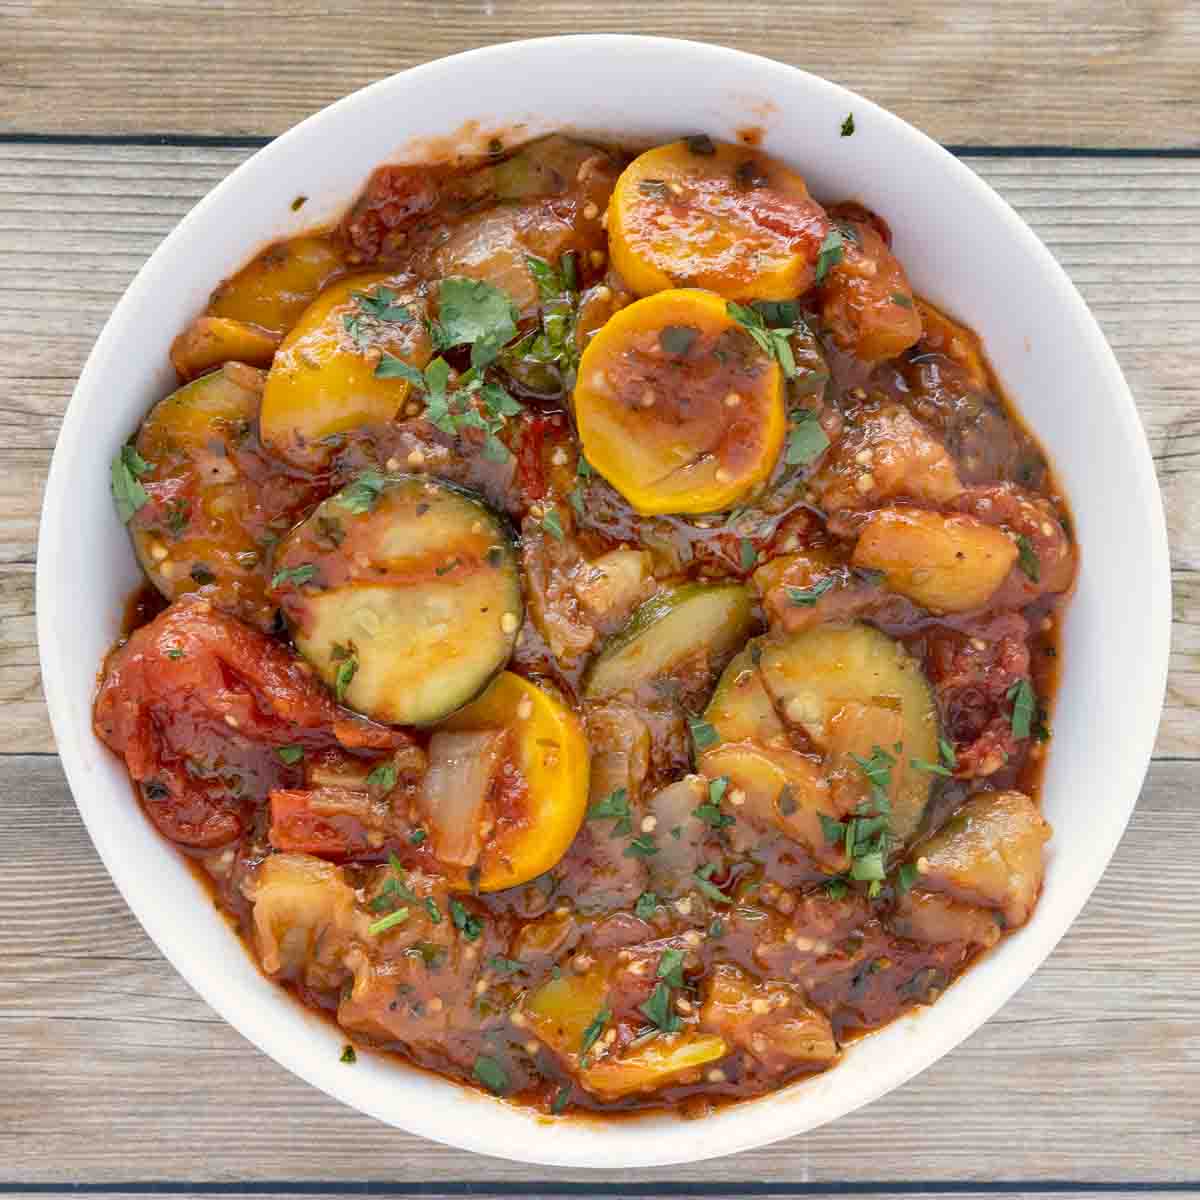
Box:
[1016,534,1041,582]
[785,409,830,466]
[344,286,412,347]
[165,498,190,537]
[656,948,686,988]
[367,907,410,936]
[338,471,389,514]
[623,833,659,858]
[366,763,397,791]
[891,292,914,309]
[814,228,846,283]
[551,1084,572,1115]
[726,301,798,378]
[638,981,682,1034]
[271,563,317,589]
[787,576,836,606]
[687,716,719,752]
[276,745,304,765]
[450,898,483,941]
[1007,677,1036,740]
[580,1007,612,1058]
[693,776,734,829]
[111,445,151,524]
[424,897,443,924]
[825,877,849,900]
[692,863,731,904]
[841,113,856,137]
[508,253,583,389]
[897,863,919,893]
[659,324,698,356]
[410,828,428,846]
[340,1044,357,1064]
[818,812,846,844]
[472,1054,509,1095]
[165,647,185,660]
[331,646,358,702]
[634,891,658,921]
[431,276,520,370]
[541,507,565,541]
[487,955,522,974]
[739,538,757,572]
[589,787,632,836]
[911,734,957,777]
[709,918,724,938]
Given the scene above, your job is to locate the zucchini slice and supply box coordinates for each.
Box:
[757,623,939,844]
[271,475,522,726]
[583,582,752,701]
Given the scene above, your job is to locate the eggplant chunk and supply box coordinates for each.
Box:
[584,582,752,701]
[270,475,522,725]
[907,790,1050,929]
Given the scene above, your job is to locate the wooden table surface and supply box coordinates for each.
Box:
[2,4,1198,1198]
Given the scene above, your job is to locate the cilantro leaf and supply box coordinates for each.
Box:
[580,1007,611,1058]
[691,863,731,904]
[687,716,719,752]
[897,863,919,893]
[271,563,317,589]
[814,228,845,283]
[841,113,856,137]
[276,745,304,765]
[472,1054,509,1095]
[787,576,836,606]
[338,471,389,514]
[111,445,151,523]
[623,833,659,859]
[785,410,830,466]
[366,763,397,791]
[638,981,682,1033]
[541,508,565,541]
[588,787,632,836]
[374,353,427,385]
[450,898,484,941]
[1007,677,1036,740]
[434,276,519,370]
[634,891,658,920]
[1016,533,1041,582]
[656,948,686,989]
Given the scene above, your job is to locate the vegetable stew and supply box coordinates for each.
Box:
[95,130,1073,1118]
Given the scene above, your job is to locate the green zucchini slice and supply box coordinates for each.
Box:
[271,475,522,726]
[583,582,753,701]
[757,623,939,844]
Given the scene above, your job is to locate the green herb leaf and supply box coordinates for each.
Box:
[1007,677,1036,740]
[785,410,830,466]
[367,907,410,936]
[910,756,953,776]
[450,898,484,941]
[165,647,185,660]
[340,1043,357,1064]
[367,763,397,791]
[111,445,151,523]
[434,276,519,370]
[472,1054,509,1095]
[841,113,856,137]
[338,471,389,514]
[374,352,427,384]
[688,716,719,752]
[271,563,317,589]
[542,508,565,541]
[1016,534,1041,582]
[276,745,304,765]
[692,863,731,904]
[488,955,522,974]
[423,897,442,924]
[938,735,958,769]
[814,228,845,283]
[551,1084,572,1114]
[634,891,658,921]
[739,538,757,572]
[787,576,836,606]
[693,776,735,830]
[897,863,919,893]
[580,1007,612,1057]
[891,291,914,309]
[352,285,412,323]
[825,877,849,900]
[818,813,846,844]
[752,300,800,327]
[410,828,427,846]
[709,918,725,938]
[623,833,659,858]
[334,652,358,703]
[638,981,683,1033]
[588,787,632,836]
[656,948,686,989]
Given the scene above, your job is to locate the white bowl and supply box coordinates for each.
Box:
[37,34,1171,1168]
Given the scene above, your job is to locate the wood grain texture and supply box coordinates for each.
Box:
[0,146,1196,754]
[2,1,1199,147]
[0,756,1196,1183]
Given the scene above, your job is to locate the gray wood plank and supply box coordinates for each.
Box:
[2,1,1199,148]
[0,147,1195,755]
[0,755,1195,1183]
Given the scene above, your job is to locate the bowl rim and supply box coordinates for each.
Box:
[36,33,1172,1168]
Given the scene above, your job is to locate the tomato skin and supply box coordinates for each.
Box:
[268,790,373,858]
[94,598,407,848]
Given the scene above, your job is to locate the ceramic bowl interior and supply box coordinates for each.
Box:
[36,34,1171,1168]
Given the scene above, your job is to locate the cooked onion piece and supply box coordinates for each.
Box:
[607,138,829,300]
[574,288,785,514]
[260,274,431,467]
[170,316,281,380]
[436,671,589,892]
[271,475,522,725]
